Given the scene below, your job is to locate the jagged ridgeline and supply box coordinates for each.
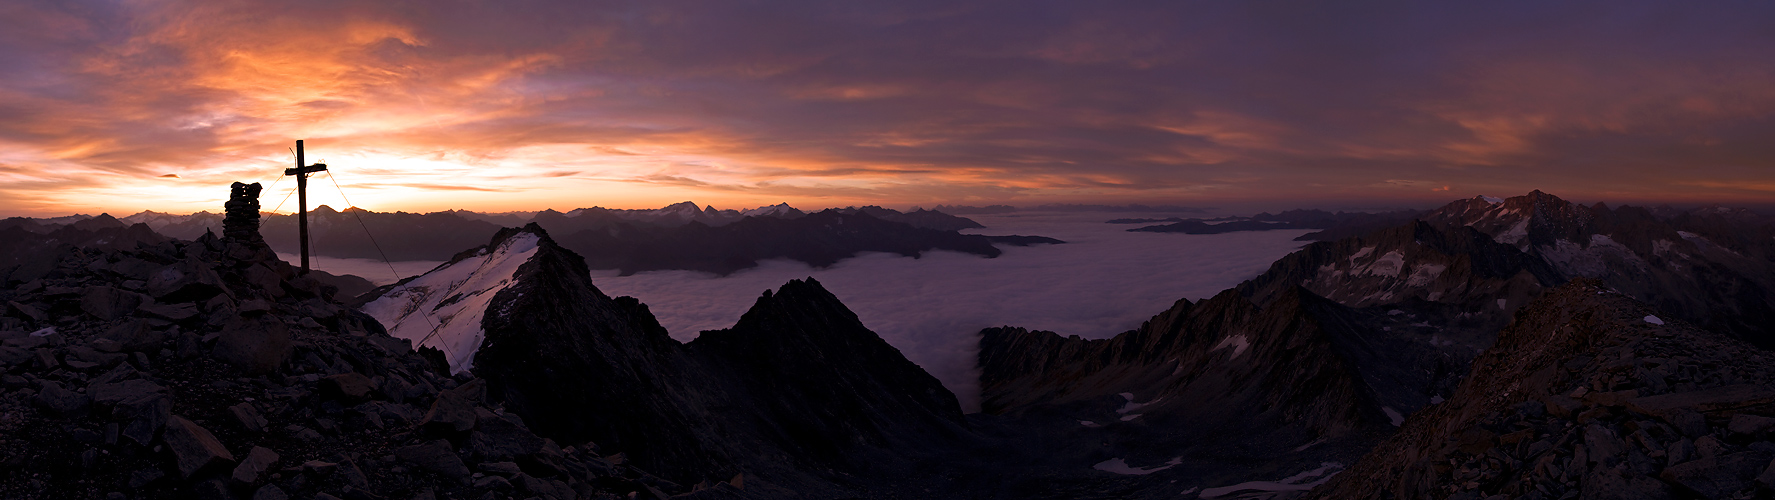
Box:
[976,190,1775,498]
[41,203,1058,277]
[358,223,975,495]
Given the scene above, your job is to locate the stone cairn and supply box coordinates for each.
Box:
[222,181,263,242]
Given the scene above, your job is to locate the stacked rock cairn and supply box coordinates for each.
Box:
[222,181,263,242]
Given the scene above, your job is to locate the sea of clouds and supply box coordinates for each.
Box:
[302,212,1312,412]
[589,212,1312,411]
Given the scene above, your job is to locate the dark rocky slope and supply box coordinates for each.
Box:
[0,188,717,499]
[1312,279,1775,499]
[1422,191,1775,347]
[428,224,974,495]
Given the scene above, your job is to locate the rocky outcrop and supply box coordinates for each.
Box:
[1312,279,1775,499]
[453,224,970,494]
[0,184,717,500]
[1421,191,1775,347]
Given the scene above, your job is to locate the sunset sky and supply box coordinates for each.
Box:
[2,0,1773,217]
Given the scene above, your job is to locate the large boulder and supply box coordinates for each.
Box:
[80,286,145,321]
[211,315,291,374]
[163,415,236,478]
[98,319,166,352]
[396,439,471,482]
[146,258,225,302]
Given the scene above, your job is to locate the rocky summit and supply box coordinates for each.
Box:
[0,188,735,500]
[1313,278,1775,500]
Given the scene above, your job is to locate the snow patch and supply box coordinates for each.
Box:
[742,203,798,217]
[1480,196,1504,204]
[1644,315,1664,326]
[1362,250,1406,278]
[1348,246,1376,261]
[361,232,542,373]
[1093,457,1181,475]
[1079,420,1100,428]
[1213,335,1250,359]
[1497,299,1508,310]
[29,327,56,337]
[1199,462,1345,499]
[1120,414,1143,421]
[1383,407,1404,426]
[1496,219,1530,246]
[1404,263,1446,287]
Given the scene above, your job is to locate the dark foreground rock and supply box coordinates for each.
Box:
[1312,279,1775,499]
[0,188,727,500]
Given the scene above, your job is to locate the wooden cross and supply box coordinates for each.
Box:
[283,140,328,274]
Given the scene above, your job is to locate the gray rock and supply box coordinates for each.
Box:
[397,439,471,482]
[231,446,279,484]
[128,468,165,488]
[1583,424,1624,467]
[304,460,338,475]
[138,303,199,321]
[1758,457,1775,489]
[477,461,522,477]
[32,348,57,369]
[211,315,291,374]
[6,301,45,322]
[163,415,236,478]
[1667,438,1696,468]
[2,335,46,350]
[1661,451,1771,499]
[0,346,29,365]
[194,479,231,500]
[1629,385,1775,419]
[81,286,145,321]
[89,362,139,385]
[422,389,479,433]
[89,338,125,353]
[339,459,370,488]
[252,484,289,500]
[1696,435,1727,460]
[1728,414,1775,437]
[513,473,574,500]
[146,258,225,301]
[69,345,128,367]
[469,411,544,461]
[118,393,172,446]
[88,379,166,406]
[1670,409,1709,438]
[321,372,375,401]
[98,319,165,352]
[33,380,90,415]
[474,474,513,492]
[229,402,269,433]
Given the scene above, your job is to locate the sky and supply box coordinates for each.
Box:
[3,0,1773,217]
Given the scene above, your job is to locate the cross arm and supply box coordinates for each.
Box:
[284,163,329,176]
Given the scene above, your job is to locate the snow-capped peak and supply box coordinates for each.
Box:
[360,231,542,373]
[1479,195,1504,204]
[743,203,798,217]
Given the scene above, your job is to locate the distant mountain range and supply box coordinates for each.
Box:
[2,202,1058,276]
